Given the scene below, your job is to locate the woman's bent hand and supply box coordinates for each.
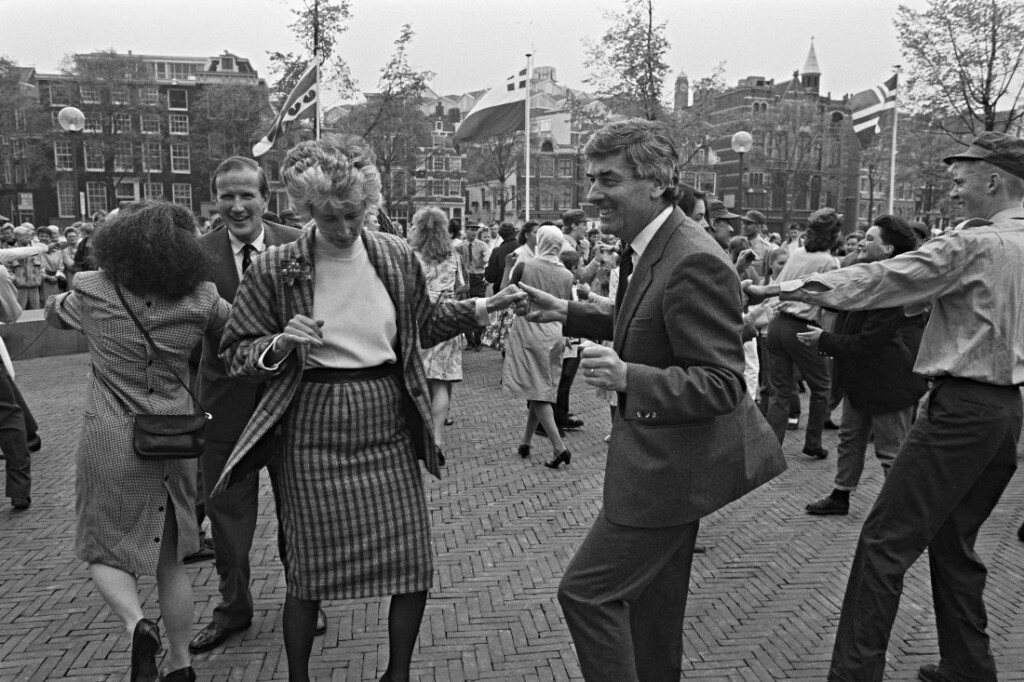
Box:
[269,315,325,363]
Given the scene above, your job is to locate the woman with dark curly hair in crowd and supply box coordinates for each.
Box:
[409,206,468,463]
[46,200,229,682]
[210,135,524,682]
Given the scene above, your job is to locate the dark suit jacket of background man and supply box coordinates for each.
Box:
[195,219,302,628]
[564,207,785,528]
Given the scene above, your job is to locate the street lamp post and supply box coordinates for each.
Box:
[58,106,86,219]
[731,130,753,212]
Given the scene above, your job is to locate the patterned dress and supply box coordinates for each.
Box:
[415,251,465,381]
[45,272,229,576]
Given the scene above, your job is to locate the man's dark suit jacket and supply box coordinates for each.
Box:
[484,237,518,289]
[197,221,303,442]
[563,207,786,528]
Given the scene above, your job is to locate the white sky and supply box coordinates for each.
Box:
[5,0,928,108]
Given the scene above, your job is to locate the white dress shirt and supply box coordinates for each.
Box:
[228,228,267,281]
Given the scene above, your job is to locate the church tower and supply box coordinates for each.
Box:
[800,39,821,94]
[674,71,690,111]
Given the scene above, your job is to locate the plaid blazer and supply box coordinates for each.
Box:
[211,228,479,496]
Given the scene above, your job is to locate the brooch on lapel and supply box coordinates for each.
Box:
[281,256,312,286]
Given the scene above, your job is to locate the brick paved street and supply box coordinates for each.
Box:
[2,350,1023,681]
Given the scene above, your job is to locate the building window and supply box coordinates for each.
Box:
[749,171,764,187]
[111,86,129,105]
[539,190,554,210]
[12,138,25,157]
[431,134,447,148]
[57,180,77,218]
[169,114,189,135]
[113,112,131,134]
[859,177,868,193]
[84,142,104,171]
[167,88,188,111]
[49,83,69,106]
[168,62,196,80]
[449,157,462,173]
[53,140,73,171]
[540,158,555,178]
[115,181,137,203]
[140,87,160,105]
[220,56,235,72]
[431,179,444,196]
[558,187,572,210]
[13,164,27,185]
[144,182,163,199]
[80,86,99,104]
[86,181,107,215]
[434,120,444,131]
[172,183,192,209]
[84,113,103,134]
[558,159,573,177]
[114,142,133,172]
[170,143,190,173]
[432,156,445,172]
[140,114,160,134]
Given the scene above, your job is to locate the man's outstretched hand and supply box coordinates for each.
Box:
[515,283,569,323]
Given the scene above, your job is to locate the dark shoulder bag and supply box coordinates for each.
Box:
[114,284,210,460]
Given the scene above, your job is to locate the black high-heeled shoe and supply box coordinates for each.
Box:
[160,667,196,682]
[545,450,571,469]
[131,618,161,682]
[518,444,531,458]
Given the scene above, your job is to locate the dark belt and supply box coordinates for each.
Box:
[779,311,817,325]
[931,375,1021,390]
[301,364,399,383]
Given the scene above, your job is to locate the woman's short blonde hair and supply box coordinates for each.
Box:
[281,134,383,217]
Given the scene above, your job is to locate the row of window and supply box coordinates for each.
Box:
[53,111,189,135]
[55,179,192,217]
[53,140,191,173]
[427,156,463,172]
[527,187,575,211]
[49,84,189,110]
[415,178,463,197]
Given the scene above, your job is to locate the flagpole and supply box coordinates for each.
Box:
[313,0,321,141]
[887,65,900,215]
[524,53,532,221]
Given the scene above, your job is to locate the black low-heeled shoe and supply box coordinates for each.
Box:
[160,666,196,682]
[545,450,571,469]
[131,618,161,682]
[517,443,530,458]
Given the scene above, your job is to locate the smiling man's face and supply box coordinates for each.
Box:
[585,152,667,244]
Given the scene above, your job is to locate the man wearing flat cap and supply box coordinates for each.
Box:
[740,210,772,278]
[746,131,1024,682]
[705,199,739,250]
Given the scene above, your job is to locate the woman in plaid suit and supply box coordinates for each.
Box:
[212,136,524,682]
[46,201,230,682]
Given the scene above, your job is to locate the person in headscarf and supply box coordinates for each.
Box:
[501,224,575,468]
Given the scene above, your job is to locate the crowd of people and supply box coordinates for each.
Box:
[0,119,1020,682]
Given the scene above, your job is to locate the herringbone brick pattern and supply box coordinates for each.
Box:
[2,350,1022,681]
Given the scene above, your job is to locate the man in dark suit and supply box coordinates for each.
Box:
[188,156,307,653]
[519,119,786,682]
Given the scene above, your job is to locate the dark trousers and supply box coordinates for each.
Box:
[757,335,800,418]
[828,378,1021,682]
[464,273,487,347]
[765,314,830,448]
[1,366,34,501]
[558,509,699,682]
[554,354,581,424]
[201,439,260,628]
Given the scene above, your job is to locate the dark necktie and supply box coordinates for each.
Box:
[615,244,635,310]
[241,243,256,274]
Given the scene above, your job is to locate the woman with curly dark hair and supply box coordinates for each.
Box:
[46,199,229,682]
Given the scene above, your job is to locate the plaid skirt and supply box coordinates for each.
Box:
[270,371,432,600]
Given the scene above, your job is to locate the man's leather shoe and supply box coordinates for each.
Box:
[188,620,250,653]
[805,495,849,515]
[559,415,584,430]
[918,664,952,682]
[183,537,215,564]
[159,667,196,682]
[1018,520,1024,542]
[11,497,30,510]
[801,446,828,459]
[27,434,41,452]
[131,618,161,682]
[315,606,327,635]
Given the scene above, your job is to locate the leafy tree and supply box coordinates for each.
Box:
[671,64,729,167]
[332,25,433,217]
[895,0,1024,137]
[0,55,54,196]
[583,0,670,120]
[191,83,273,190]
[464,132,522,221]
[58,50,157,209]
[267,0,355,107]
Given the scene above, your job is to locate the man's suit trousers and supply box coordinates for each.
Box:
[558,510,699,682]
[828,378,1021,682]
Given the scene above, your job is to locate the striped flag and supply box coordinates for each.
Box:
[452,70,529,144]
[253,58,320,158]
[850,74,898,149]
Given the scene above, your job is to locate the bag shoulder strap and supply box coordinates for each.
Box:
[113,283,205,416]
